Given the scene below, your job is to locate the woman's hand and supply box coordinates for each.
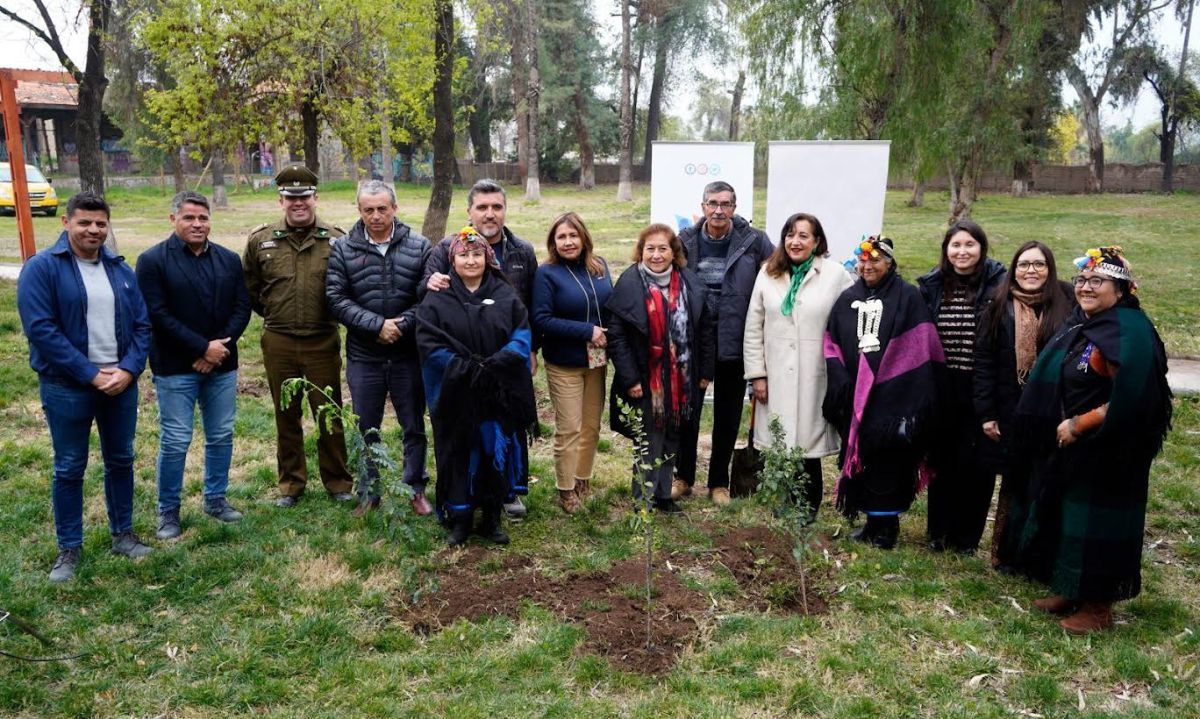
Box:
[590,326,608,347]
[982,420,1001,442]
[698,378,710,391]
[627,383,643,399]
[752,378,768,403]
[1055,418,1077,448]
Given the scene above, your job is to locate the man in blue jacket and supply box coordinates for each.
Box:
[136,191,252,540]
[676,181,774,506]
[326,180,433,518]
[17,192,154,581]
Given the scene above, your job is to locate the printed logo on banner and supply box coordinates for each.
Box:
[683,163,722,177]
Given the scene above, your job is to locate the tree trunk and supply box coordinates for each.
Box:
[467,86,493,162]
[300,96,321,176]
[508,2,529,182]
[641,19,670,173]
[423,0,455,241]
[1071,75,1104,193]
[949,153,977,222]
[523,0,541,201]
[1011,156,1032,197]
[211,150,228,207]
[1162,0,1195,192]
[907,179,925,208]
[397,142,414,182]
[947,161,960,217]
[573,87,595,190]
[74,0,112,194]
[616,0,634,201]
[171,147,186,192]
[729,69,745,141]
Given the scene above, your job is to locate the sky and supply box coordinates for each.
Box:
[0,0,1193,134]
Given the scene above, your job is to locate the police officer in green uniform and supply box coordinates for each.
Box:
[243,165,353,507]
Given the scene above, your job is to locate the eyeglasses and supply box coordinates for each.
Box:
[1016,260,1048,271]
[703,201,734,211]
[1072,275,1111,290]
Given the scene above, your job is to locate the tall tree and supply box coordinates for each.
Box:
[1,0,111,193]
[617,0,635,201]
[524,0,542,200]
[1140,3,1198,191]
[423,0,456,240]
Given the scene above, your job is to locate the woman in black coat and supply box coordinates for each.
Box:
[974,240,1073,570]
[605,223,715,513]
[916,220,1006,554]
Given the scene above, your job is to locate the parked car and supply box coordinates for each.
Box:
[0,162,59,216]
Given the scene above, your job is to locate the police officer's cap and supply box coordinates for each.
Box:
[275,165,318,197]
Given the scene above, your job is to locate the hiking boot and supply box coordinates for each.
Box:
[559,489,582,515]
[204,497,243,523]
[411,492,433,516]
[275,495,299,508]
[654,497,684,514]
[447,515,472,547]
[352,496,381,519]
[1060,602,1114,635]
[1034,595,1080,616]
[503,496,527,520]
[670,478,691,500]
[331,492,355,503]
[710,487,731,506]
[111,532,153,558]
[872,516,899,550]
[575,478,592,501]
[156,509,182,540]
[49,547,81,582]
[476,507,510,545]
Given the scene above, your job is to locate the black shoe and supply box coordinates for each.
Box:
[275,495,299,508]
[111,531,153,558]
[204,497,243,523]
[653,497,683,514]
[156,509,182,540]
[49,547,81,582]
[850,524,873,543]
[476,507,510,545]
[447,515,472,546]
[927,538,947,553]
[872,517,899,550]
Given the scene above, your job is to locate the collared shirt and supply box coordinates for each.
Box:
[173,235,216,307]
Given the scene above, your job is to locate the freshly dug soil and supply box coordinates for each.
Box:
[395,523,828,673]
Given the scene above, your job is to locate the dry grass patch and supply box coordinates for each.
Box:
[290,551,355,593]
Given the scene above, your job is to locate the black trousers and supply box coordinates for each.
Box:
[677,358,747,489]
[797,457,824,515]
[926,453,997,553]
[346,356,430,497]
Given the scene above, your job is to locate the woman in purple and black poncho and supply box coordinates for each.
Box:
[822,236,945,549]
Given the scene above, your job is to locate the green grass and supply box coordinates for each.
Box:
[1,183,1199,718]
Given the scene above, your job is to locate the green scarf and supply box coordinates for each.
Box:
[780,256,816,316]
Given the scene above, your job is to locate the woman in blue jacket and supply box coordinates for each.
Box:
[531,212,613,514]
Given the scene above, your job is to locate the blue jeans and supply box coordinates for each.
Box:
[40,378,139,549]
[346,357,429,497]
[154,370,238,513]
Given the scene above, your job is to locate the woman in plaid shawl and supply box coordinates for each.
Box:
[1012,246,1172,634]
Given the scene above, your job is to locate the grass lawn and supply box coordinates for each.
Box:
[0,183,1198,718]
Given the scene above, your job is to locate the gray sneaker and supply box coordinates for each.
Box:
[204,497,244,523]
[111,531,153,558]
[503,496,527,520]
[331,492,355,502]
[156,509,182,540]
[275,495,299,508]
[49,547,81,582]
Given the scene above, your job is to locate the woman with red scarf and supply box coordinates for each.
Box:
[605,224,715,513]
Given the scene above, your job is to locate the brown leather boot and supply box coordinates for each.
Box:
[575,479,591,501]
[1033,595,1080,615]
[1059,602,1114,635]
[559,489,582,515]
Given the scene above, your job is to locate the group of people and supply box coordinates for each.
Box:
[17,173,1172,636]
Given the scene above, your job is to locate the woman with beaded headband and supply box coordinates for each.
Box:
[1011,246,1171,634]
[917,219,1008,556]
[973,241,1075,571]
[822,236,946,549]
[415,226,538,546]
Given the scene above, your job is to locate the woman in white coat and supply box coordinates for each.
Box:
[744,212,854,521]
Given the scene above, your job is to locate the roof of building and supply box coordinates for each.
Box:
[0,68,79,109]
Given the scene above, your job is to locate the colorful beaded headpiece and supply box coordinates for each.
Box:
[1074,245,1133,284]
[449,225,498,267]
[853,235,895,261]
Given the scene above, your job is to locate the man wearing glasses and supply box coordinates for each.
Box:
[676,181,774,506]
[243,165,354,508]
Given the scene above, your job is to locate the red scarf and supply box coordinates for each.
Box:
[644,270,688,429]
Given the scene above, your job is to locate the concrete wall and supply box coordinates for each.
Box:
[890,163,1200,193]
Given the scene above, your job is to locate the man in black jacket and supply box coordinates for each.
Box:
[327,180,434,517]
[420,178,538,519]
[136,191,252,540]
[676,181,774,506]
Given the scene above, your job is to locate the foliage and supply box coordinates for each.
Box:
[1048,110,1085,163]
[754,415,815,612]
[280,377,416,542]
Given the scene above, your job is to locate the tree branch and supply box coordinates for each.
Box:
[0,4,83,81]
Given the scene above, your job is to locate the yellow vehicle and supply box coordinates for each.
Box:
[0,162,59,216]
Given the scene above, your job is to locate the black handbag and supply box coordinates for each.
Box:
[730,397,764,498]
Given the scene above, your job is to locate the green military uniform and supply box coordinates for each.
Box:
[243,166,352,499]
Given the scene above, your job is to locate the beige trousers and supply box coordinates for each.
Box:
[544,362,606,491]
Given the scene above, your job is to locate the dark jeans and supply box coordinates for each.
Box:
[261,330,352,497]
[40,379,139,549]
[796,457,824,516]
[346,356,429,497]
[927,455,997,553]
[677,358,747,489]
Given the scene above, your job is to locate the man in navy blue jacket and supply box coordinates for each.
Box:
[136,191,252,541]
[17,192,154,582]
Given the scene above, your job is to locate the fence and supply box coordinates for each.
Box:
[888,163,1200,194]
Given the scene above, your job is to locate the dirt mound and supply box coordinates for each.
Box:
[395,524,827,674]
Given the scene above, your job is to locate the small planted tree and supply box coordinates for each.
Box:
[617,397,672,651]
[755,415,815,613]
[280,378,416,541]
